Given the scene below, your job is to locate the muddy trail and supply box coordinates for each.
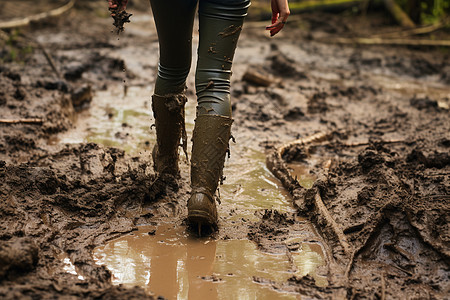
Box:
[1,1,449,299]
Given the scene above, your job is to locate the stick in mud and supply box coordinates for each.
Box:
[0,118,43,124]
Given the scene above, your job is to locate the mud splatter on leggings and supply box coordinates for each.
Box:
[150,0,250,117]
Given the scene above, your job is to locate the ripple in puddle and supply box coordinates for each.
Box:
[93,224,326,299]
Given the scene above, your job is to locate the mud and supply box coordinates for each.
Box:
[93,223,325,299]
[109,0,132,34]
[0,1,449,299]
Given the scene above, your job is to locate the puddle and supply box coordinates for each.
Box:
[59,253,85,280]
[220,149,297,222]
[57,84,197,155]
[93,224,326,299]
[286,163,316,189]
[58,52,326,296]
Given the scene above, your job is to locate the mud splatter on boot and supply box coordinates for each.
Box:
[151,93,187,190]
[188,115,233,228]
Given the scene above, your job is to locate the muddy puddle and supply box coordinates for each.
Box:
[56,79,325,297]
[93,224,325,299]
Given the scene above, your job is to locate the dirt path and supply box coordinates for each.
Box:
[0,2,449,299]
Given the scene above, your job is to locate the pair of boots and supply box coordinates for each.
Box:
[152,93,232,228]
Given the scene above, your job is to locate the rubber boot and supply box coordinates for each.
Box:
[151,93,188,185]
[188,114,233,227]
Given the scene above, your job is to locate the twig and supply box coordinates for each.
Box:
[343,139,407,147]
[278,131,331,157]
[314,191,352,256]
[371,18,450,38]
[0,118,43,124]
[316,159,352,256]
[242,69,276,87]
[381,272,386,300]
[284,243,298,273]
[32,38,62,80]
[0,0,76,29]
[322,37,450,47]
[344,249,356,281]
[383,0,415,28]
[384,243,414,261]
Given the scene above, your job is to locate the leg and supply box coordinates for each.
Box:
[150,0,198,95]
[188,0,250,228]
[149,0,198,182]
[196,0,251,117]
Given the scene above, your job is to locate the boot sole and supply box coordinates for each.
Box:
[188,210,216,226]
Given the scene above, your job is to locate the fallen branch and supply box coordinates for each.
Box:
[371,18,450,38]
[270,134,351,256]
[383,0,415,28]
[0,118,43,124]
[323,37,450,47]
[31,38,62,80]
[314,187,353,256]
[242,69,276,87]
[0,0,76,29]
[344,249,357,281]
[278,131,330,157]
[342,139,408,147]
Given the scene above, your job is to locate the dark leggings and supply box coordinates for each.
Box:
[150,0,250,117]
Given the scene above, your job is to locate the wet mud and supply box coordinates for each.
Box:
[1,1,449,299]
[109,0,132,34]
[93,223,325,299]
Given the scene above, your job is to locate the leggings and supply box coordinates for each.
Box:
[150,0,251,117]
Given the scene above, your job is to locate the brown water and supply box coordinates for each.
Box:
[57,82,326,298]
[56,23,328,297]
[93,224,326,299]
[286,163,316,189]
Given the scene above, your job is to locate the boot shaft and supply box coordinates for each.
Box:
[190,114,233,199]
[152,93,188,176]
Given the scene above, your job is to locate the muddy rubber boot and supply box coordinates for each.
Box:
[188,114,233,228]
[151,93,188,186]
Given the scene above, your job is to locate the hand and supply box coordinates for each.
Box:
[265,0,290,37]
[108,0,128,13]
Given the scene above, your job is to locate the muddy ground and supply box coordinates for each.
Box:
[0,0,449,299]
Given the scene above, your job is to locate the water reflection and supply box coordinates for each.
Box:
[93,224,325,299]
[286,163,316,189]
[221,149,296,222]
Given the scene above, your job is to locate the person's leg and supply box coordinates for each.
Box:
[188,0,250,229]
[196,0,251,117]
[150,0,198,95]
[149,0,198,182]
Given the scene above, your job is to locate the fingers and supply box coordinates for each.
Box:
[108,0,127,11]
[265,20,284,37]
[108,0,128,17]
[271,0,279,24]
[265,13,288,36]
[265,0,290,37]
[108,0,117,9]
